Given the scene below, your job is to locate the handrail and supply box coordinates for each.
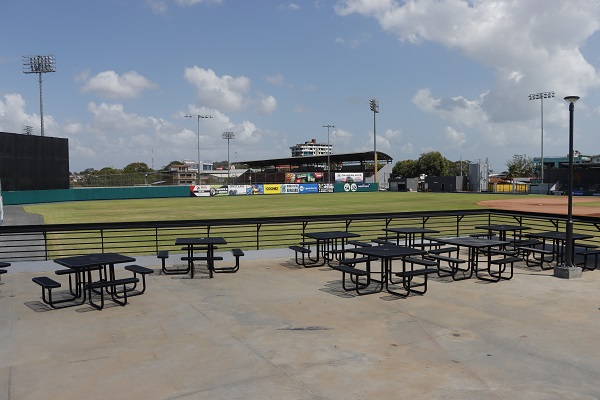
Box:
[1,209,599,261]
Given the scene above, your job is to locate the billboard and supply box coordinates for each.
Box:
[298,183,319,194]
[334,172,364,184]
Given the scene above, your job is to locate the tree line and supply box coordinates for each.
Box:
[391,152,533,179]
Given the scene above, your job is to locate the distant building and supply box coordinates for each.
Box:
[290,139,332,157]
[168,162,197,185]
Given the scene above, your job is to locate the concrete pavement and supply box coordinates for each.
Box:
[1,255,600,399]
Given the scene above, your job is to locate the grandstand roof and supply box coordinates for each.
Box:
[239,151,393,170]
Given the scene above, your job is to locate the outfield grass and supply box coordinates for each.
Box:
[24,192,542,225]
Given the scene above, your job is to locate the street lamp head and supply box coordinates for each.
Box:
[564,96,580,104]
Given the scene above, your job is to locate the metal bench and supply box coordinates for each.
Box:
[158,250,190,275]
[332,257,379,295]
[86,277,139,310]
[124,265,154,294]
[32,276,82,309]
[426,254,468,279]
[213,248,244,273]
[576,249,600,271]
[289,245,312,266]
[519,247,555,270]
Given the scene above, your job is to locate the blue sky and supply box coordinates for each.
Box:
[1,0,600,174]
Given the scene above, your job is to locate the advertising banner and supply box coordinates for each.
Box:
[334,172,364,184]
[280,184,299,194]
[264,184,281,195]
[246,184,264,195]
[318,183,334,193]
[298,183,319,194]
[335,182,377,192]
[190,185,229,197]
[227,185,247,196]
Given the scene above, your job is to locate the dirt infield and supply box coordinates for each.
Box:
[478,196,600,217]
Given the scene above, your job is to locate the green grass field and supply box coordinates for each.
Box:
[24,192,542,224]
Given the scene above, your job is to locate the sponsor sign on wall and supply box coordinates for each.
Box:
[319,183,334,193]
[246,184,264,195]
[264,184,281,195]
[280,184,299,194]
[298,183,319,194]
[334,172,364,184]
[227,185,247,195]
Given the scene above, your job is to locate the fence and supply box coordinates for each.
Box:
[1,209,599,262]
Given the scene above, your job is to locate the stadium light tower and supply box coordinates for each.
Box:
[323,124,334,184]
[185,114,212,184]
[22,55,56,136]
[528,91,555,183]
[369,99,379,186]
[222,132,235,184]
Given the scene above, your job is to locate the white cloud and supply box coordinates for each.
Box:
[266,73,286,86]
[278,3,301,11]
[336,0,600,159]
[146,0,223,14]
[184,66,251,112]
[334,32,372,48]
[444,126,466,148]
[256,95,277,115]
[81,71,157,99]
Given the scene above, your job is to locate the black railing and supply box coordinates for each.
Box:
[1,209,599,261]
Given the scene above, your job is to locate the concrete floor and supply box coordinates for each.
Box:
[1,254,600,400]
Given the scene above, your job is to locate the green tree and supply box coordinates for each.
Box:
[123,162,152,174]
[392,159,419,178]
[448,159,471,176]
[417,151,450,176]
[505,154,532,179]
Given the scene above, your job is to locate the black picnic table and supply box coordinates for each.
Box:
[474,224,530,242]
[431,236,509,281]
[382,227,440,247]
[348,244,427,295]
[176,237,227,278]
[525,231,594,265]
[302,231,361,266]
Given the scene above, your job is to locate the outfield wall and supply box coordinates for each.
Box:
[3,183,378,205]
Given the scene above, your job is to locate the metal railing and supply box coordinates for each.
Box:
[1,209,599,261]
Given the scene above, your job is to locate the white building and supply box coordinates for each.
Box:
[290,139,332,157]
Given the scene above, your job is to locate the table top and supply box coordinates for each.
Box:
[303,231,361,240]
[175,237,228,245]
[475,225,530,232]
[526,231,594,241]
[350,244,426,258]
[433,236,509,248]
[54,253,136,268]
[383,227,440,234]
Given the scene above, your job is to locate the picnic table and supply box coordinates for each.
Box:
[382,227,440,247]
[301,231,361,267]
[524,231,594,266]
[346,244,429,296]
[176,237,227,278]
[474,224,530,242]
[53,253,137,309]
[431,236,511,281]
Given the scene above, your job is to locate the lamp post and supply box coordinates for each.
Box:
[22,55,56,136]
[528,91,554,183]
[185,114,212,184]
[323,124,334,184]
[222,132,235,184]
[556,95,581,279]
[369,99,379,186]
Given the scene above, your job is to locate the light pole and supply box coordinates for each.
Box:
[528,91,555,183]
[369,99,379,186]
[222,132,235,184]
[185,114,212,184]
[323,124,334,184]
[556,95,581,279]
[22,55,56,136]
